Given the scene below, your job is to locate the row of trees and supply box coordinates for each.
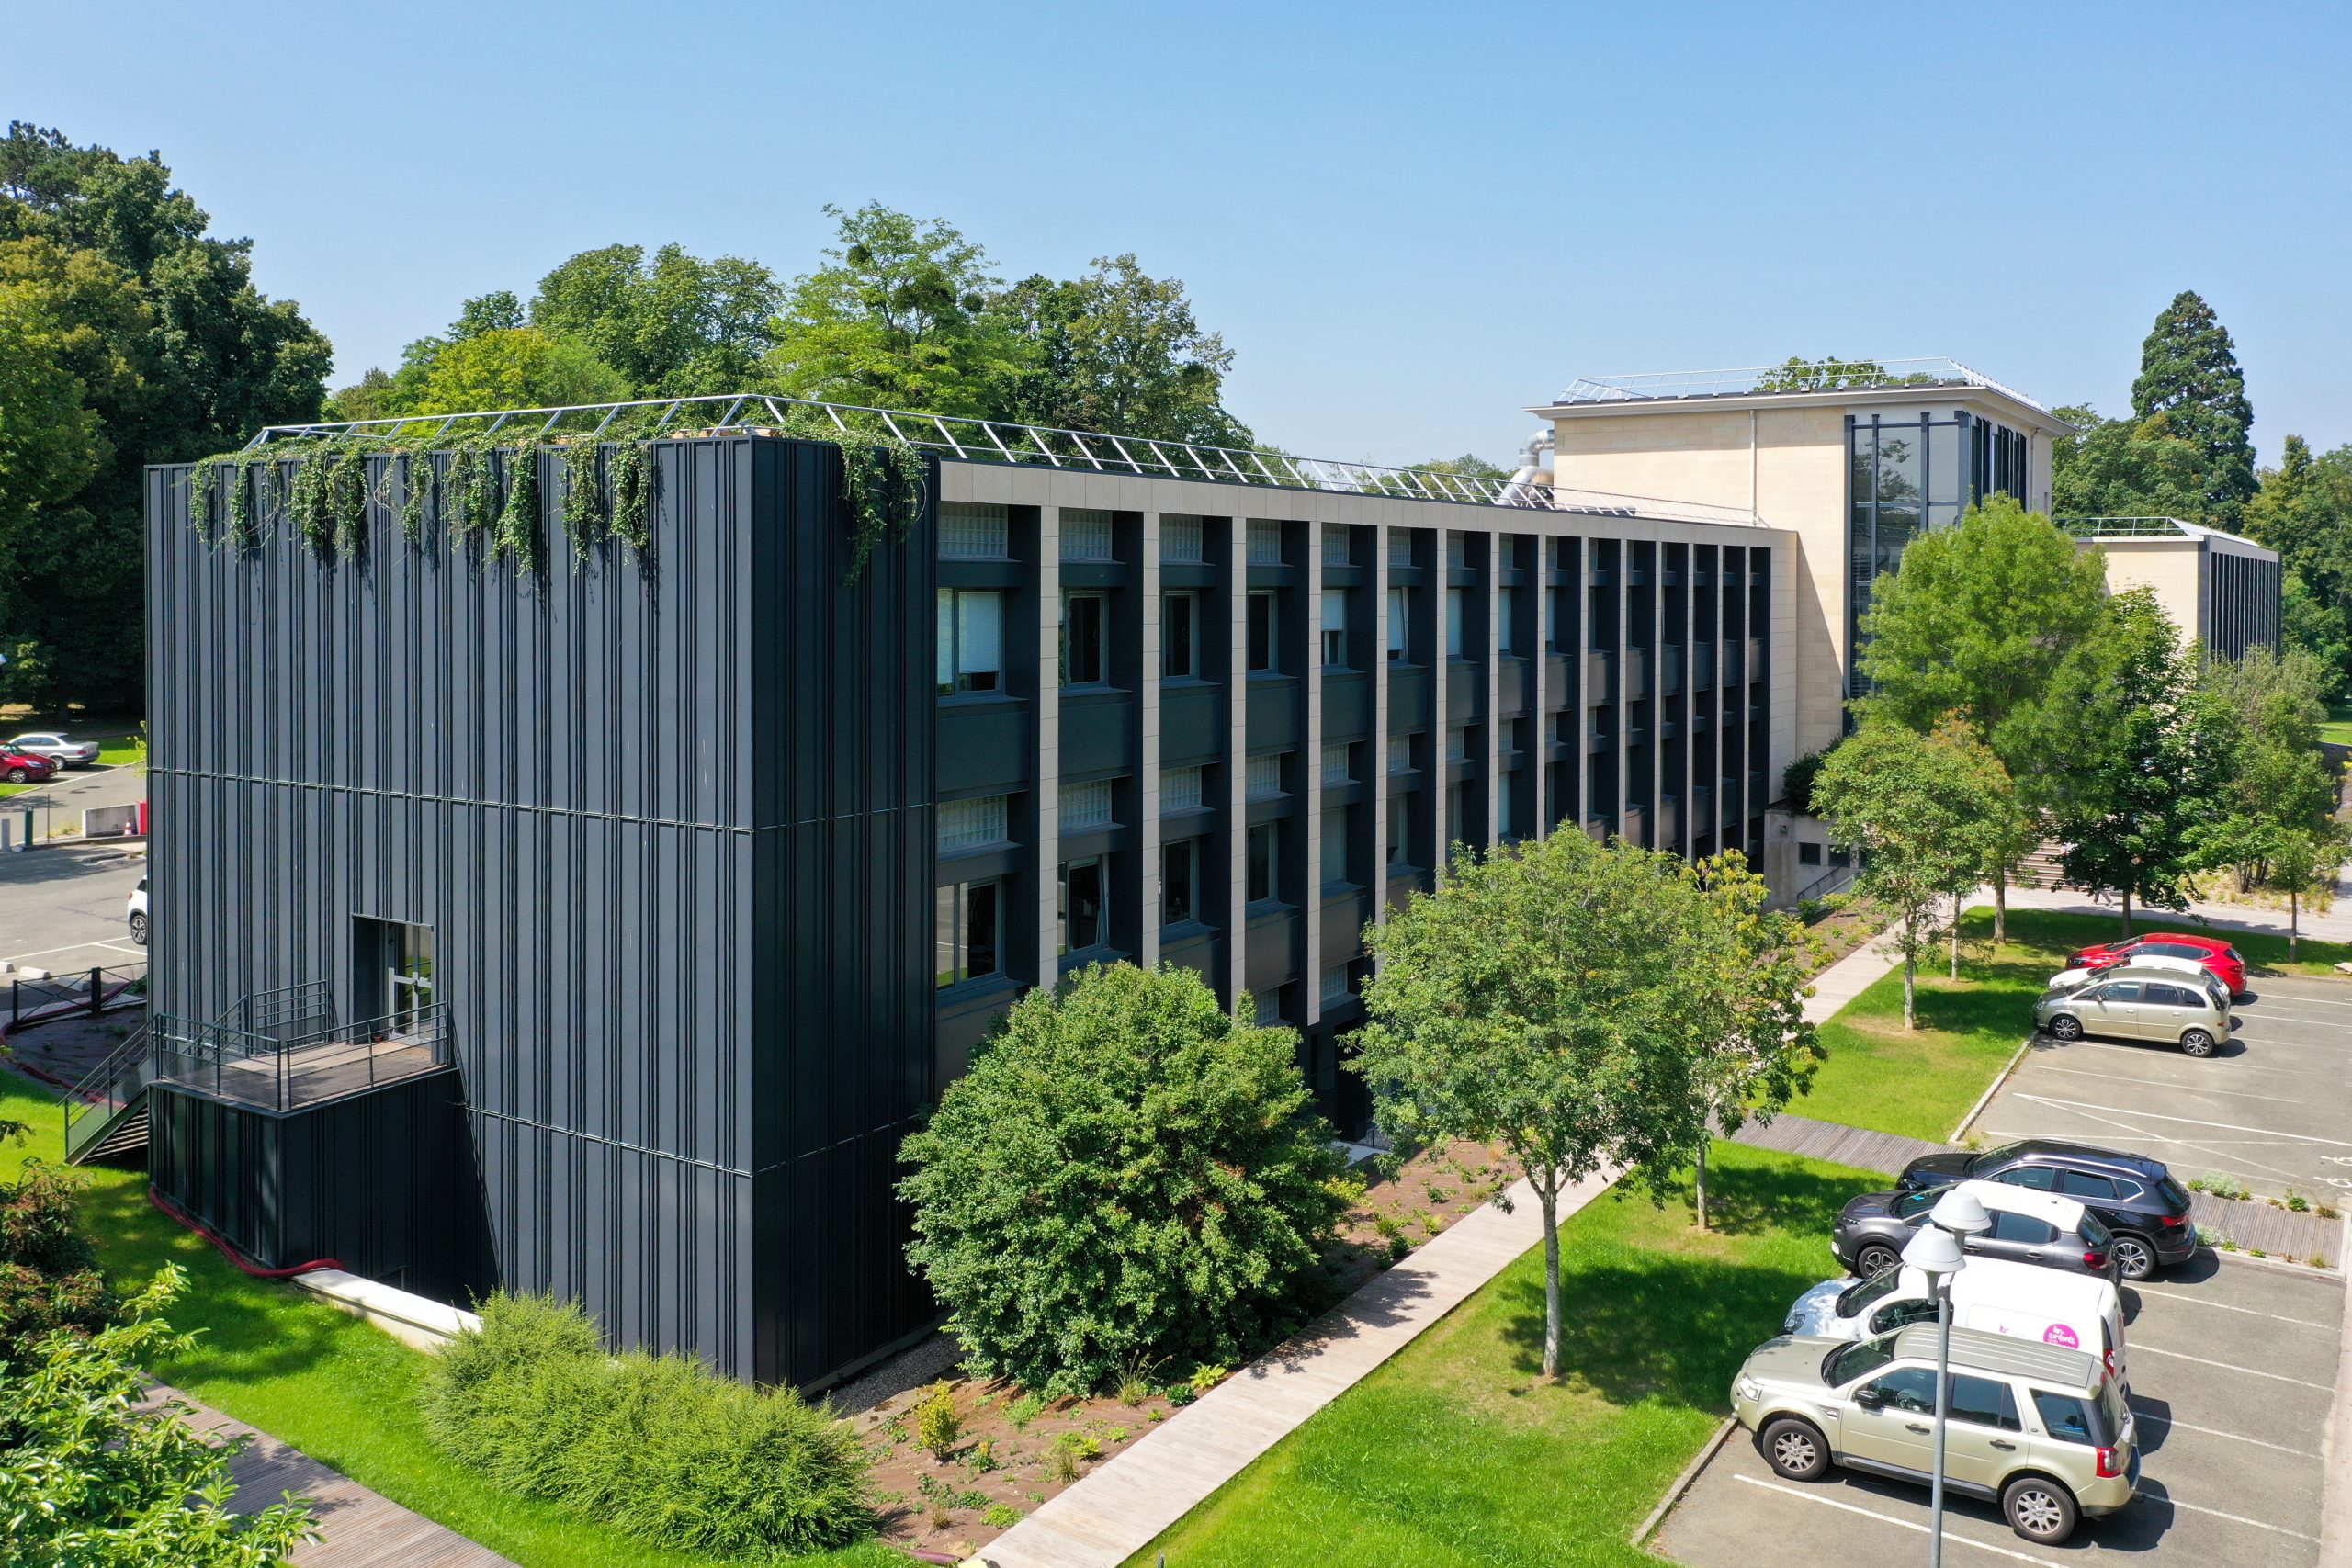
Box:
[2055,289,2352,699]
[900,830,1819,1392]
[1808,499,2346,1016]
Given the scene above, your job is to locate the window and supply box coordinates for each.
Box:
[1061,592,1106,686]
[1161,839,1198,926]
[1320,742,1352,785]
[1247,752,1285,800]
[1247,823,1280,903]
[1248,520,1283,565]
[1322,526,1351,567]
[1446,588,1467,659]
[1059,857,1104,954]
[1496,784,1516,841]
[1385,795,1407,865]
[1798,842,1822,866]
[2147,984,2198,1009]
[1448,782,1469,846]
[1989,1212,2058,1245]
[935,880,1001,987]
[1322,806,1348,885]
[937,588,1004,695]
[2031,1391,2098,1445]
[2057,1170,2118,1201]
[1160,765,1204,812]
[939,502,1009,559]
[1949,1375,2022,1432]
[1498,591,1519,657]
[1321,588,1349,668]
[1253,989,1283,1026]
[1868,1298,1940,1336]
[1446,533,1469,570]
[2102,980,2143,1003]
[1248,591,1278,672]
[1060,780,1114,833]
[1994,1165,2060,1191]
[938,795,1009,852]
[1387,587,1409,660]
[1446,727,1470,763]
[1161,515,1204,563]
[1060,508,1113,561]
[1860,1367,1939,1415]
[1321,965,1352,1005]
[1546,587,1566,652]
[1162,592,1199,678]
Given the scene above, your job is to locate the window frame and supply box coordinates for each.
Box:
[935,878,1003,989]
[1161,591,1200,679]
[1247,590,1279,674]
[1246,822,1280,905]
[1160,838,1199,929]
[937,587,1005,697]
[1058,855,1106,956]
[1061,590,1109,688]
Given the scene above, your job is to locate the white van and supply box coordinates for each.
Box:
[1783,1256,2129,1381]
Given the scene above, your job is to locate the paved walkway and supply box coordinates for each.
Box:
[1996,874,2352,945]
[967,1166,1620,1568]
[1731,1111,1937,1178]
[160,1383,516,1568]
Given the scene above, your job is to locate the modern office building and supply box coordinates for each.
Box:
[2062,514,2283,661]
[108,403,1790,1389]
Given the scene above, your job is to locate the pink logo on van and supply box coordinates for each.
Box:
[2043,1324,2080,1349]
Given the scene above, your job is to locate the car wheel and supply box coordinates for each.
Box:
[1759,1416,1830,1482]
[129,911,148,946]
[2112,1233,2155,1280]
[1854,1242,1901,1278]
[5,767,24,784]
[2002,1474,2078,1544]
[2179,1029,2216,1058]
[2047,1014,2084,1042]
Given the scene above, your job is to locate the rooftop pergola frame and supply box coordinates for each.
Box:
[244,390,1763,528]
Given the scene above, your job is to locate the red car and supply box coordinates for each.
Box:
[2066,934,2247,999]
[0,749,58,784]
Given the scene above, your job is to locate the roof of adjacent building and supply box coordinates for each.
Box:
[2060,515,2271,550]
[1530,358,2073,436]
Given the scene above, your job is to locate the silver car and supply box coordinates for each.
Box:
[2033,967,2232,1057]
[6,731,100,768]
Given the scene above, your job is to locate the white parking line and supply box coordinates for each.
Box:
[2129,1402,2322,1458]
[2129,1341,2335,1390]
[2012,1095,2352,1149]
[1993,1103,2322,1184]
[2159,1495,2318,1540]
[2245,991,2352,1011]
[1729,1474,2069,1568]
[2132,1285,2339,1332]
[2024,1040,2315,1077]
[2023,1062,2304,1103]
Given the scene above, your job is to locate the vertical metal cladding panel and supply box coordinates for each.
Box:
[147,441,761,1377]
[748,439,938,1389]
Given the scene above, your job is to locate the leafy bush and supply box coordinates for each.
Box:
[912,1381,961,1459]
[422,1293,871,1559]
[1781,741,1843,817]
[1187,1363,1228,1396]
[899,963,1351,1398]
[1004,1392,1045,1429]
[0,1156,116,1368]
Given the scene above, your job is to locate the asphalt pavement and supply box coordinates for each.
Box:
[0,841,146,977]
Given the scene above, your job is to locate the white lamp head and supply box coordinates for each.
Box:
[1930,1187,1993,1237]
[1902,1223,1966,1279]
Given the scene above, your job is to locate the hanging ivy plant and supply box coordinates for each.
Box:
[609,442,652,554]
[773,412,924,581]
[493,446,542,570]
[401,452,433,545]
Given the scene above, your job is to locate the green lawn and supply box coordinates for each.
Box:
[0,1073,900,1568]
[1793,906,2352,1144]
[1131,1143,1879,1567]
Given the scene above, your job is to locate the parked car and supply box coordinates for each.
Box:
[128,876,148,945]
[2033,971,2232,1058]
[1781,1257,2129,1380]
[1894,1140,2197,1280]
[2065,933,2247,999]
[1833,1179,2115,1280]
[1732,1325,2137,1544]
[2047,952,2222,1006]
[5,731,100,769]
[1,748,58,784]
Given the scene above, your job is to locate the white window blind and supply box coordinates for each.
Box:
[1060,509,1114,561]
[1160,765,1204,811]
[1320,742,1351,785]
[1247,753,1285,799]
[1446,532,1469,570]
[1321,965,1352,1004]
[939,795,1009,852]
[1161,516,1204,563]
[1247,521,1283,565]
[940,502,1009,559]
[1321,525,1351,567]
[1059,780,1114,832]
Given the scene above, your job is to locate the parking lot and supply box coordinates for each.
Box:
[0,846,145,982]
[1979,972,2352,1205]
[1658,1256,2345,1567]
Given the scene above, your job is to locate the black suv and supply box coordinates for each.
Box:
[1897,1140,2196,1280]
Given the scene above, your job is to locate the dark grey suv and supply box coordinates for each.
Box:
[1833,1182,2117,1280]
[1896,1141,2196,1280]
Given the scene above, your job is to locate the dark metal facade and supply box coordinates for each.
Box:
[146,435,936,1388]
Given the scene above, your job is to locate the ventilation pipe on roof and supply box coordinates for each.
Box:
[1500,427,1555,505]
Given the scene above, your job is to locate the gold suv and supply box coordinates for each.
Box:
[1730,1324,2137,1544]
[2033,965,2233,1057]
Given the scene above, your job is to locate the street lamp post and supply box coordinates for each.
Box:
[1904,1188,1991,1568]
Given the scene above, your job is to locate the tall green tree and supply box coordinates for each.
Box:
[2050,404,2211,523]
[1354,830,1811,1377]
[1814,717,2014,1028]
[528,243,780,396]
[2130,289,2256,522]
[407,326,633,415]
[2245,435,2352,699]
[1853,496,2110,936]
[0,123,330,711]
[989,254,1252,446]
[2196,645,2344,909]
[2053,589,2236,933]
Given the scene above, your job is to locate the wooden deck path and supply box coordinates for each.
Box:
[1729,1111,1939,1178]
[159,1384,516,1568]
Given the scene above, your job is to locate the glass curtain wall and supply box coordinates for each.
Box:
[1847,412,2028,698]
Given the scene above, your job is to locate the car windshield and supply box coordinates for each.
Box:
[1836,1269,1905,1317]
[1964,1143,2023,1177]
[1891,1190,1942,1220]
[1826,1335,1899,1387]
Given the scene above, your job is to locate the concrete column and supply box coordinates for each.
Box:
[1370,523,1390,929]
[1430,528,1450,873]
[1224,515,1249,1010]
[1137,511,1161,969]
[1035,506,1061,987]
[1303,522,1325,1028]
[1482,532,1501,847]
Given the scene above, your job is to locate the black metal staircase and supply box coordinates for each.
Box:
[62,1019,156,1164]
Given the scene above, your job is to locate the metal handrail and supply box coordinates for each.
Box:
[152,1001,448,1114]
[233,391,1768,529]
[62,1020,155,1159]
[1551,357,2052,414]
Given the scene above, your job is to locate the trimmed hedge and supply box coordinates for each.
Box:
[421,1293,872,1560]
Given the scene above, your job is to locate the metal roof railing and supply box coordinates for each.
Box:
[2057,515,2194,538]
[243,391,1764,528]
[1550,358,2051,415]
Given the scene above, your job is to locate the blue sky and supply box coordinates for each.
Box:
[15,1,2350,468]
